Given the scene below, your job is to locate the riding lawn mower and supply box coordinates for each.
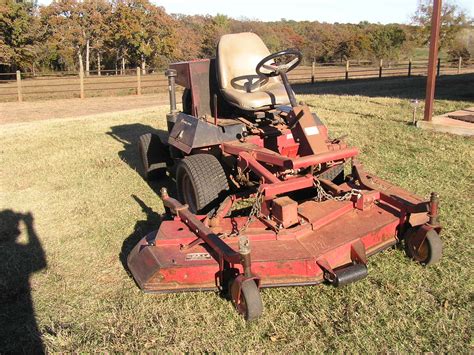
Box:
[127,33,442,321]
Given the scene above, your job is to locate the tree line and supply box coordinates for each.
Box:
[0,0,472,74]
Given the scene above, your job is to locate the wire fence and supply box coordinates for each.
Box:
[0,57,472,103]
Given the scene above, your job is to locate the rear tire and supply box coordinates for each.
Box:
[176,154,229,214]
[319,163,344,183]
[138,133,170,181]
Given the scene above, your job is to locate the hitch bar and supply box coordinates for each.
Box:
[159,188,240,264]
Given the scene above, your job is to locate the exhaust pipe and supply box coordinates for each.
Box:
[165,69,178,133]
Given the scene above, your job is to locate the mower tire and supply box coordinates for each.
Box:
[319,163,344,184]
[176,154,229,214]
[231,280,263,321]
[138,133,170,181]
[405,228,442,266]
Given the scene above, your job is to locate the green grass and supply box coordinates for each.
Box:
[411,47,448,61]
[1,79,473,352]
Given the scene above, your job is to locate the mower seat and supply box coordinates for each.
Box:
[217,32,292,111]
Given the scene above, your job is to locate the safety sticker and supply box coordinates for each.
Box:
[185,253,212,261]
[304,126,320,136]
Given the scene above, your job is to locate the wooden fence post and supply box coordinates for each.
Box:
[408,58,412,77]
[16,70,23,102]
[136,67,141,95]
[437,58,441,77]
[345,60,350,80]
[311,60,315,84]
[379,59,383,79]
[79,62,85,99]
[457,56,462,74]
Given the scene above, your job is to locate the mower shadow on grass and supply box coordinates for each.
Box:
[119,195,163,275]
[292,73,474,102]
[107,124,179,275]
[107,123,176,196]
[107,123,168,178]
[0,210,46,354]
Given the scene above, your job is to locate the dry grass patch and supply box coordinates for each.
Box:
[0,89,472,352]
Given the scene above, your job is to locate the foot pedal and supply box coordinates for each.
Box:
[333,263,368,287]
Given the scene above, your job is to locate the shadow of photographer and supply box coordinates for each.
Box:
[0,210,47,354]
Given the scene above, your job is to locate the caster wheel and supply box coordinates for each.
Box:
[405,228,442,266]
[231,279,263,321]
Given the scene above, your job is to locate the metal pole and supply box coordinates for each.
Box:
[408,59,412,77]
[311,60,315,84]
[165,69,177,113]
[165,69,178,132]
[423,0,442,122]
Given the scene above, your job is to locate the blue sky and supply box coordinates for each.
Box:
[36,0,473,24]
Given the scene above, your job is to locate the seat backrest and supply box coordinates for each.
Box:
[217,32,276,91]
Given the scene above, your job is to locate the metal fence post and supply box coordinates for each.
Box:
[408,59,412,77]
[311,60,315,84]
[379,59,383,79]
[79,65,85,99]
[457,56,462,74]
[437,58,441,77]
[136,67,141,95]
[16,70,23,102]
[345,60,350,80]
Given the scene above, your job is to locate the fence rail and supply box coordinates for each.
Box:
[0,57,472,103]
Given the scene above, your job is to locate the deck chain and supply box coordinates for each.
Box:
[222,179,359,240]
[236,189,264,236]
[313,178,361,202]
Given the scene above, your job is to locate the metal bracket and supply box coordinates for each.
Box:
[350,239,368,265]
[316,258,337,283]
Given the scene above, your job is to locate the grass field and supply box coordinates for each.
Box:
[1,77,473,352]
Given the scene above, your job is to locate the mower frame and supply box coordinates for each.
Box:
[127,52,442,321]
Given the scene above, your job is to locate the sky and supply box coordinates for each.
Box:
[36,0,474,24]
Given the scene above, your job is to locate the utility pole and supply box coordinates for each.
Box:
[423,0,442,122]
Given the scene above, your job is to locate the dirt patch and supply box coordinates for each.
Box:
[0,93,173,125]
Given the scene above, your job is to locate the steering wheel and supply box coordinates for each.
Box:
[256,49,302,77]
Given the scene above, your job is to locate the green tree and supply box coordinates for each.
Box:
[80,0,112,75]
[108,0,176,72]
[412,0,472,49]
[200,14,230,57]
[0,1,39,72]
[369,25,407,60]
[40,0,86,71]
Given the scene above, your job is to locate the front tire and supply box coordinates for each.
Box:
[176,154,229,214]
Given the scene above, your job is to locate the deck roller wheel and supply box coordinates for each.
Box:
[230,279,263,321]
[333,263,368,287]
[405,229,442,266]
